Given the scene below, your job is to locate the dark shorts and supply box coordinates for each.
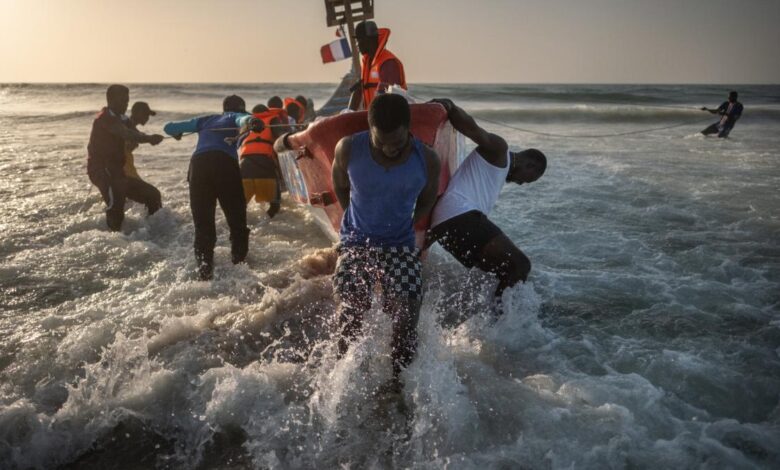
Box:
[429,210,503,268]
[702,122,735,138]
[333,245,423,302]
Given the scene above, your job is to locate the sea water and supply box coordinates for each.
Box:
[0,83,778,469]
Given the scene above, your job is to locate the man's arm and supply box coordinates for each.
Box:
[377,59,402,93]
[348,81,363,111]
[413,146,441,224]
[332,136,353,210]
[700,104,722,114]
[104,117,163,145]
[163,117,200,137]
[430,98,508,167]
[274,133,291,154]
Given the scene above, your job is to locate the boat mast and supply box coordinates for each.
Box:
[324,0,375,76]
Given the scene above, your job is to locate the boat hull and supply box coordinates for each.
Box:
[277,103,466,246]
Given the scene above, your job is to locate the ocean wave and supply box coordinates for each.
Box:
[411,84,780,105]
[469,105,780,124]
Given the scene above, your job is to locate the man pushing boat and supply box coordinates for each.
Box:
[427,98,547,312]
[163,95,259,280]
[238,103,289,219]
[332,94,439,390]
[276,94,440,391]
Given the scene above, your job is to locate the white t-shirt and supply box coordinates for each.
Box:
[431,148,510,227]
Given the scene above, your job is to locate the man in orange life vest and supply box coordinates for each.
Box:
[348,20,406,111]
[283,97,305,126]
[239,104,289,218]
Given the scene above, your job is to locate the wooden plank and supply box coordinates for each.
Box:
[324,0,374,27]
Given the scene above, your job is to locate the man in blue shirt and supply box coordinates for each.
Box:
[701,91,744,138]
[330,94,440,391]
[164,95,258,280]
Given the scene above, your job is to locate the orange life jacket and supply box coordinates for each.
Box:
[238,111,277,158]
[283,97,305,124]
[361,28,406,108]
[265,107,289,126]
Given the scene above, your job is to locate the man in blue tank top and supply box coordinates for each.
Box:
[164,95,259,280]
[331,94,440,391]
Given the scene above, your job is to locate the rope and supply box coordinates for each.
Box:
[76,184,94,214]
[163,123,302,139]
[473,115,713,139]
[406,91,711,139]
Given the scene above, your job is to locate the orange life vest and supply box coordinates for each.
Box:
[361,28,406,108]
[265,107,289,125]
[283,97,305,124]
[238,111,277,158]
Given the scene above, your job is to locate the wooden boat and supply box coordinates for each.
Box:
[276,1,465,247]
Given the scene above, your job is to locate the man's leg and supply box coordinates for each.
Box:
[216,156,249,264]
[718,124,733,138]
[125,177,162,215]
[386,297,422,379]
[268,177,281,219]
[189,157,218,280]
[333,246,373,358]
[477,232,531,297]
[380,246,423,379]
[434,212,529,301]
[102,170,127,232]
[242,178,255,205]
[701,122,720,136]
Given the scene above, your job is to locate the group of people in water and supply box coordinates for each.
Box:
[85,19,742,393]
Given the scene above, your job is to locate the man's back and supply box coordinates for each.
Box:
[87,108,126,173]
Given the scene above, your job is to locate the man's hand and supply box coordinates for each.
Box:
[349,80,363,93]
[149,134,164,145]
[173,133,183,141]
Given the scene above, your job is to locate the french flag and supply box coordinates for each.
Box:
[321,37,352,64]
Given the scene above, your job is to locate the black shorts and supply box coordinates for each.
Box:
[429,210,503,268]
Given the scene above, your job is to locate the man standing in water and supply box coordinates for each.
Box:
[278,94,439,390]
[348,21,406,111]
[122,101,163,216]
[427,98,546,310]
[239,104,288,219]
[701,91,743,138]
[163,95,257,280]
[87,85,164,231]
[334,94,439,390]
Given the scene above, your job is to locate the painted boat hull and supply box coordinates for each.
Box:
[278,103,466,246]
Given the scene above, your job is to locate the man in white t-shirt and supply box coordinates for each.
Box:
[427,98,546,304]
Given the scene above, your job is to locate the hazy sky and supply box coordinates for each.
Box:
[1,0,778,83]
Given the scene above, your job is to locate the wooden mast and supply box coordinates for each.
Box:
[324,0,374,76]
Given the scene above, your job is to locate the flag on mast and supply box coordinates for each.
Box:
[321,37,352,64]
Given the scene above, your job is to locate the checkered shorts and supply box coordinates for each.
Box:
[333,245,423,302]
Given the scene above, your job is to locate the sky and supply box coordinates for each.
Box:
[1,0,779,84]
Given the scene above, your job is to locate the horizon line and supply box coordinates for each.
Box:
[2,81,779,87]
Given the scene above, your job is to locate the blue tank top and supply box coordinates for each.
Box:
[340,131,427,248]
[194,113,244,159]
